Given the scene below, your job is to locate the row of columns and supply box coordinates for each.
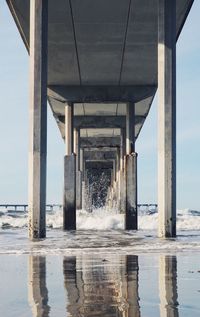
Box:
[28,0,176,239]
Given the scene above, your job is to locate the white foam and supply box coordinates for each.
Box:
[1,208,200,231]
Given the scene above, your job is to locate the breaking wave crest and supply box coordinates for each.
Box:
[1,207,200,231]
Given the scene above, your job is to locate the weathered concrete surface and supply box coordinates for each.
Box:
[158,0,176,238]
[63,155,76,230]
[28,0,48,240]
[125,153,138,230]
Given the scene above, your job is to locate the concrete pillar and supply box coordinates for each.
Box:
[126,153,138,230]
[120,128,126,171]
[125,103,138,230]
[65,103,73,155]
[119,129,126,213]
[126,103,135,154]
[63,103,76,230]
[74,128,80,170]
[84,170,92,212]
[63,155,76,230]
[80,148,83,173]
[158,0,176,237]
[76,171,82,210]
[159,256,179,317]
[74,129,82,209]
[28,0,48,239]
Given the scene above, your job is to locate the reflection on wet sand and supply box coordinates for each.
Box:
[63,255,140,317]
[159,256,179,317]
[28,254,179,317]
[28,256,50,317]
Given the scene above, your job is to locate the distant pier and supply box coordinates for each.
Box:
[0,204,157,213]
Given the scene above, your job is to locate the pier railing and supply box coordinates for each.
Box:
[0,204,62,212]
[0,204,157,212]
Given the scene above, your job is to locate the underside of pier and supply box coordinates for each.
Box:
[7,0,194,239]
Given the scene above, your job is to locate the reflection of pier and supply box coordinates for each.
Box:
[28,256,50,317]
[63,255,140,317]
[27,254,180,316]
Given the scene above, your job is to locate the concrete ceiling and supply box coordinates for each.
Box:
[7,0,194,140]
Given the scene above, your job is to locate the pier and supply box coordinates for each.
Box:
[6,0,194,239]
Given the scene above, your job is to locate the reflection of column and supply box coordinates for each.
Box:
[63,256,83,316]
[159,255,179,317]
[28,256,50,317]
[127,255,140,317]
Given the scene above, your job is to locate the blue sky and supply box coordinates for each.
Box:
[0,1,199,209]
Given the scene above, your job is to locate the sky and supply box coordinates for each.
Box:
[0,1,200,209]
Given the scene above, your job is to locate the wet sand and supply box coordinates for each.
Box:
[1,238,200,316]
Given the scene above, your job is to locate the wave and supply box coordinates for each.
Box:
[1,207,200,231]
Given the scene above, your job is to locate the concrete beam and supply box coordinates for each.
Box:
[84,150,117,161]
[158,0,176,238]
[28,0,48,240]
[57,115,145,129]
[48,85,156,103]
[84,147,118,152]
[85,161,113,170]
[80,137,120,148]
[74,116,126,129]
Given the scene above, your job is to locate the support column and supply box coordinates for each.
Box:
[63,103,76,230]
[28,0,48,239]
[74,129,82,210]
[158,0,176,237]
[125,103,138,230]
[119,128,126,213]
